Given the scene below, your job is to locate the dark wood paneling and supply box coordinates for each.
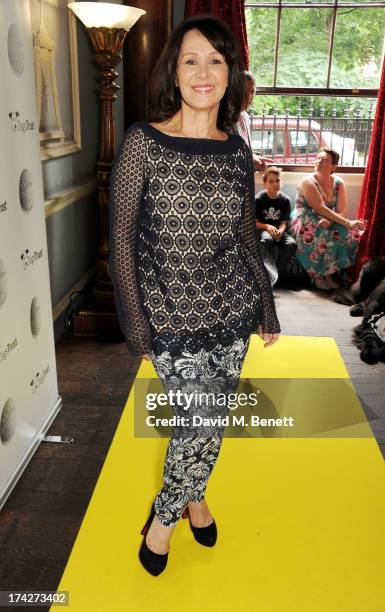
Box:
[123,0,173,126]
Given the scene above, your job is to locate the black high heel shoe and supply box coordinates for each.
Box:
[139,502,169,576]
[182,505,217,547]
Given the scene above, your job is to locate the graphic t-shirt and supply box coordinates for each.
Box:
[255,191,291,229]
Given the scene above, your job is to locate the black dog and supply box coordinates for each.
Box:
[333,257,385,317]
[332,258,385,363]
[354,311,385,364]
[336,257,385,364]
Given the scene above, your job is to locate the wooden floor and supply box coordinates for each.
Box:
[0,287,383,609]
[275,286,385,456]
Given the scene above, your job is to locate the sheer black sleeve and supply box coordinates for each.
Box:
[109,124,152,357]
[239,144,281,334]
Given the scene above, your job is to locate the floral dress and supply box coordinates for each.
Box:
[290,175,360,277]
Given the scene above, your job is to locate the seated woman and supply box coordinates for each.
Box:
[291,147,365,290]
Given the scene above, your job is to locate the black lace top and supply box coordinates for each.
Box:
[109,122,280,357]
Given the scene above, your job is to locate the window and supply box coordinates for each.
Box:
[289,131,319,155]
[245,0,385,169]
[252,129,285,155]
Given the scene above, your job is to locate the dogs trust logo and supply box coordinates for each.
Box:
[20,248,44,270]
[0,338,18,364]
[8,111,35,134]
[30,365,50,394]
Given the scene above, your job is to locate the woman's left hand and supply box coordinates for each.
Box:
[258,326,280,348]
[317,218,331,229]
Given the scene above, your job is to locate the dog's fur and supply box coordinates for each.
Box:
[354,312,385,364]
[333,257,385,317]
[338,257,385,364]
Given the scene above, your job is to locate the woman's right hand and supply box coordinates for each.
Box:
[347,219,366,231]
[142,353,151,361]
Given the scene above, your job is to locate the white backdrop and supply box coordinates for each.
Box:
[0,0,61,509]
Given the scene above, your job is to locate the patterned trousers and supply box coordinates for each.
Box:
[149,336,250,526]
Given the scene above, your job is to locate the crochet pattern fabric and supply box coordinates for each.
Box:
[109,122,280,357]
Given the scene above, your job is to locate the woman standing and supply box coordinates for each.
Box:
[109,16,280,576]
[291,148,365,290]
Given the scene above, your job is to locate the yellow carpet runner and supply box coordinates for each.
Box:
[54,336,385,611]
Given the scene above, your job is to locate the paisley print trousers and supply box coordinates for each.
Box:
[149,336,250,527]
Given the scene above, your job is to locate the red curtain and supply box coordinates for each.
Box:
[354,59,385,276]
[184,0,249,70]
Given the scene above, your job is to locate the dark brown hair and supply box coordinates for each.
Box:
[148,15,245,132]
[320,147,340,165]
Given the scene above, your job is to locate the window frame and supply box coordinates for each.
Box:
[245,0,385,172]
